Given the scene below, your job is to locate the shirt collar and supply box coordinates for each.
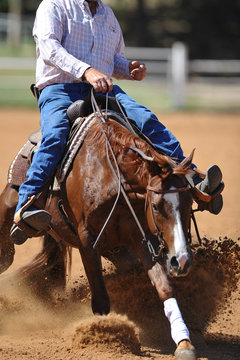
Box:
[80,0,101,5]
[81,0,104,16]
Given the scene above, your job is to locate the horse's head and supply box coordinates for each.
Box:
[105,121,194,277]
[144,152,194,278]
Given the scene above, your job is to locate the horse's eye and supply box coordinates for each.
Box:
[152,203,158,212]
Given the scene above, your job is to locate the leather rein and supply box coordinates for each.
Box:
[89,89,201,260]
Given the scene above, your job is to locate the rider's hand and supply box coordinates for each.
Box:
[129,61,146,81]
[82,67,113,93]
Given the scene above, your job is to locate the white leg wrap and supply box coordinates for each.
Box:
[164,297,190,345]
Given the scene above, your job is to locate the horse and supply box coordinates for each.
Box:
[0,110,197,359]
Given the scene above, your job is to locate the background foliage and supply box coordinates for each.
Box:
[1,0,240,59]
[108,0,240,59]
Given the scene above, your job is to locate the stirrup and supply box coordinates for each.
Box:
[197,193,223,214]
[194,182,224,214]
[10,223,29,245]
[11,195,52,244]
[187,173,224,215]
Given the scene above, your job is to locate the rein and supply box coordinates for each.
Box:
[89,90,172,261]
[147,185,191,194]
[89,89,201,258]
[90,89,149,250]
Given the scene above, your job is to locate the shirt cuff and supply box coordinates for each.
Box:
[74,63,92,80]
[113,57,132,79]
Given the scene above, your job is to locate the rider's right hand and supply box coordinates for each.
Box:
[82,67,113,93]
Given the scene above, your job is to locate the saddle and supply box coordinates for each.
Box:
[7,94,138,188]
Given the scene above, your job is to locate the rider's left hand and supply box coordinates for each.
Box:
[129,61,146,81]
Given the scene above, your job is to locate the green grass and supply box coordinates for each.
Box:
[0,69,36,107]
[0,41,35,57]
[1,74,240,112]
[0,88,36,107]
[114,79,172,112]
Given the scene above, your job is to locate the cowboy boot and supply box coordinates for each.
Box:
[10,196,51,245]
[196,165,224,214]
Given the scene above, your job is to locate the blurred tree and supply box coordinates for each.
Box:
[134,0,149,46]
[114,0,240,59]
[23,0,42,14]
[177,0,240,59]
[0,0,8,12]
[7,0,22,46]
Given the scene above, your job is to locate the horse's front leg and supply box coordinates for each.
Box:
[148,261,197,360]
[78,231,110,316]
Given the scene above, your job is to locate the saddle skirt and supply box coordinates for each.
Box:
[8,130,40,186]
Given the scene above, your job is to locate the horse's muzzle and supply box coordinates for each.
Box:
[167,252,193,277]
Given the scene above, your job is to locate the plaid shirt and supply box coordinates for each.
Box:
[33,0,131,89]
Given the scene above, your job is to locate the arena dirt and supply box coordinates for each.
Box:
[0,109,239,360]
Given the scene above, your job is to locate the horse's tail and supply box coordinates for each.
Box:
[17,234,71,297]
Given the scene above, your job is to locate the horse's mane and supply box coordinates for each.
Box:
[85,117,190,178]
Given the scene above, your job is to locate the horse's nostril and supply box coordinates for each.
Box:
[170,256,179,268]
[168,253,192,277]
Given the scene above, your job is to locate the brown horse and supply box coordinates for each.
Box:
[0,113,196,358]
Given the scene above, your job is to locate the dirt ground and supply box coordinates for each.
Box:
[0,108,239,360]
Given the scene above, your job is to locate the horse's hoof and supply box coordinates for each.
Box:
[92,294,110,316]
[175,348,197,360]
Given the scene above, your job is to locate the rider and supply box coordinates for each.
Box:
[10,0,223,244]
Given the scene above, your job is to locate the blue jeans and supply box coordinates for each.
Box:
[16,83,187,212]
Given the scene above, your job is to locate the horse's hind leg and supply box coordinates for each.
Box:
[78,233,110,315]
[18,234,68,297]
[0,184,18,274]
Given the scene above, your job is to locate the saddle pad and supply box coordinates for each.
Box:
[58,110,135,183]
[58,113,97,182]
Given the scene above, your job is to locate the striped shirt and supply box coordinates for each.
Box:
[33,0,131,89]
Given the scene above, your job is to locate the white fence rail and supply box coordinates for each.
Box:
[0,57,35,70]
[189,60,240,74]
[0,43,240,109]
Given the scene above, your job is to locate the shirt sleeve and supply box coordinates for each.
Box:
[33,1,90,80]
[112,22,132,80]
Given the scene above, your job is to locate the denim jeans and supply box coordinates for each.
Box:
[16,82,187,212]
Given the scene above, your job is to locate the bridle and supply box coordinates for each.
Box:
[145,176,192,260]
[146,174,203,259]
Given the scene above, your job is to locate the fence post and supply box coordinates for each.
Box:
[171,42,188,109]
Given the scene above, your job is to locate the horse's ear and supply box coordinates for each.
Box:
[179,149,195,170]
